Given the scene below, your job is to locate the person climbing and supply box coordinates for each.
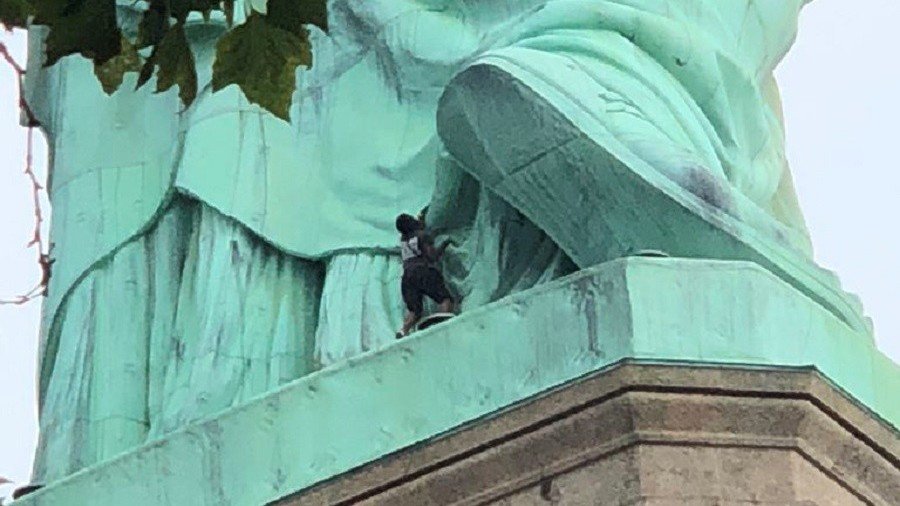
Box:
[395,211,455,338]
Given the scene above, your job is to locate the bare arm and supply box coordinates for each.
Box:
[417,230,453,263]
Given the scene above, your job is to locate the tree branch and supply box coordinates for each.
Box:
[0,40,49,306]
[0,41,37,126]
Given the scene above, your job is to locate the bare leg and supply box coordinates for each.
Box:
[438,298,454,313]
[398,310,421,338]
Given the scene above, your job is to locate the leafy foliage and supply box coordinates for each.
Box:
[32,0,121,65]
[0,0,31,30]
[137,22,198,105]
[213,0,325,120]
[212,7,315,120]
[267,0,326,34]
[93,35,142,94]
[0,0,328,121]
[136,2,168,49]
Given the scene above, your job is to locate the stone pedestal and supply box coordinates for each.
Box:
[283,364,899,505]
[16,259,899,505]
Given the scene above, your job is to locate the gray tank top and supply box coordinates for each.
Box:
[401,236,422,263]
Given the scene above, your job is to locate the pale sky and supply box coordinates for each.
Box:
[1,0,899,496]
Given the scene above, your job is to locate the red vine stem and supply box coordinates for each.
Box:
[0,39,50,306]
[0,41,37,126]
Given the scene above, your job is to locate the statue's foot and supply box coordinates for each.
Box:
[417,312,455,332]
[437,55,869,335]
[13,484,44,500]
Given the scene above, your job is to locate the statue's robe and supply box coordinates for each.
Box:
[28,0,866,482]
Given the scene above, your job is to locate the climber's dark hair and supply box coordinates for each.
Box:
[396,213,422,240]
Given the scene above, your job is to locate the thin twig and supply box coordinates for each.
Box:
[0,39,49,306]
[0,41,37,126]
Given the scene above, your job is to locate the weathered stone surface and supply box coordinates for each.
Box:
[15,259,899,505]
[284,364,898,505]
[26,0,874,483]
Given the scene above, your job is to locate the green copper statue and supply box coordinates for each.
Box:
[25,0,868,483]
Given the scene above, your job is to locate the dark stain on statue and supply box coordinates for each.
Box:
[684,166,732,212]
[540,478,561,503]
[174,338,185,361]
[200,421,229,505]
[274,468,287,491]
[230,239,242,265]
[571,277,602,357]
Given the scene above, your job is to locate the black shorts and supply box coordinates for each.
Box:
[401,263,451,315]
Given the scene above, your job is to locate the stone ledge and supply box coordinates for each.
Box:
[285,363,898,505]
[17,258,900,506]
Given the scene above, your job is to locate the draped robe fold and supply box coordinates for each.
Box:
[30,0,865,482]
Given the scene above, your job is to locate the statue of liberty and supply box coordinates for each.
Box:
[25,0,867,483]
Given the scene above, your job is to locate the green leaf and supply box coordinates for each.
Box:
[169,0,220,23]
[154,23,197,105]
[25,0,328,120]
[93,35,142,94]
[32,0,121,65]
[221,0,234,26]
[0,0,33,30]
[267,0,327,35]
[136,1,168,49]
[137,22,197,106]
[212,13,311,120]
